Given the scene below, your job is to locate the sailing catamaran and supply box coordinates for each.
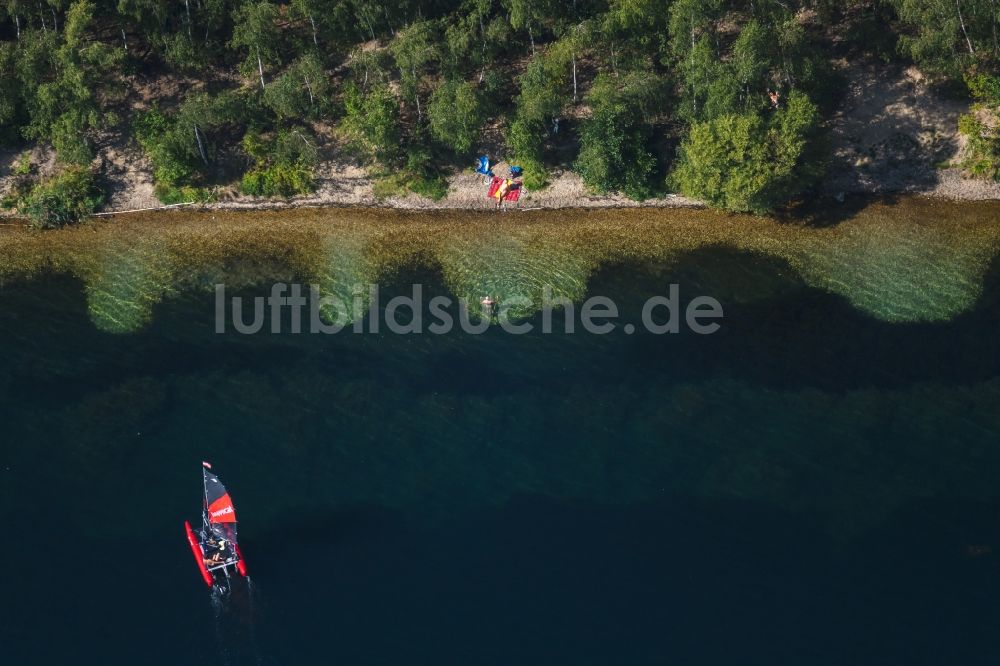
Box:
[184,462,248,586]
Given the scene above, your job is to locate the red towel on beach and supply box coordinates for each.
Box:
[487,177,523,202]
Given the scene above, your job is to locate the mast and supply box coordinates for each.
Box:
[201,462,210,531]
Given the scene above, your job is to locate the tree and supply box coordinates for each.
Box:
[502,0,557,53]
[508,41,574,188]
[264,53,330,120]
[600,0,670,72]
[731,20,771,113]
[389,19,437,121]
[0,42,24,142]
[575,72,663,199]
[289,0,330,47]
[21,0,123,163]
[230,1,281,91]
[671,17,723,122]
[890,0,1000,77]
[116,0,171,51]
[670,90,823,213]
[134,91,240,198]
[428,79,486,154]
[443,0,510,82]
[342,82,402,164]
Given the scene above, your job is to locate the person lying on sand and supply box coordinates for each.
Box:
[494,179,511,209]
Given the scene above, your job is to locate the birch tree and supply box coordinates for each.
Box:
[389,19,437,121]
[230,1,281,91]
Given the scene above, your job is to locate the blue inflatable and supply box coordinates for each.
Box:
[476,156,494,177]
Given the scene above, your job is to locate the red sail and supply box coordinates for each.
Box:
[207,493,237,523]
[204,469,238,525]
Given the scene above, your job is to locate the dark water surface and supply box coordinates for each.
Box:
[2,224,1000,664]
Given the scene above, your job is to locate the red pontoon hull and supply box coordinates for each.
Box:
[184,520,213,586]
[235,544,248,577]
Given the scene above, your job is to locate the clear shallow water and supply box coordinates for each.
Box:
[2,203,1000,664]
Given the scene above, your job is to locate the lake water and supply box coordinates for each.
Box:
[2,200,1000,664]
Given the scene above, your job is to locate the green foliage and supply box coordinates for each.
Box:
[670,91,823,213]
[508,42,574,188]
[502,0,557,41]
[370,140,449,201]
[19,0,123,164]
[0,43,24,143]
[342,83,401,164]
[135,107,198,187]
[389,19,438,116]
[288,0,353,53]
[18,166,103,228]
[229,1,281,88]
[13,151,32,176]
[372,170,449,201]
[1,0,994,210]
[442,2,511,80]
[428,79,486,154]
[241,163,315,197]
[889,0,1000,79]
[957,112,1000,179]
[134,92,243,202]
[967,72,1000,105]
[154,184,215,205]
[957,73,1000,180]
[163,33,203,73]
[264,53,330,120]
[575,73,663,199]
[240,129,318,197]
[402,143,449,199]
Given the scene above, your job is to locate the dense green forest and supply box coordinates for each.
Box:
[1,0,999,225]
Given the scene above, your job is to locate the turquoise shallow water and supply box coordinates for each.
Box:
[2,217,1000,664]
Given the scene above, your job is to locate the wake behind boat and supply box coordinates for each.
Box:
[184,462,248,586]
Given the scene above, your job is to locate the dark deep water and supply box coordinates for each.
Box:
[2,246,1000,666]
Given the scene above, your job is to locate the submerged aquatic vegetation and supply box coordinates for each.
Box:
[0,199,997,332]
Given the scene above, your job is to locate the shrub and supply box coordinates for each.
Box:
[407,173,449,200]
[239,129,318,197]
[13,152,32,176]
[50,109,97,165]
[957,112,1000,180]
[967,73,1000,106]
[371,147,449,201]
[403,143,448,199]
[957,72,1000,181]
[507,117,548,189]
[241,163,315,197]
[153,184,214,205]
[18,166,103,228]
